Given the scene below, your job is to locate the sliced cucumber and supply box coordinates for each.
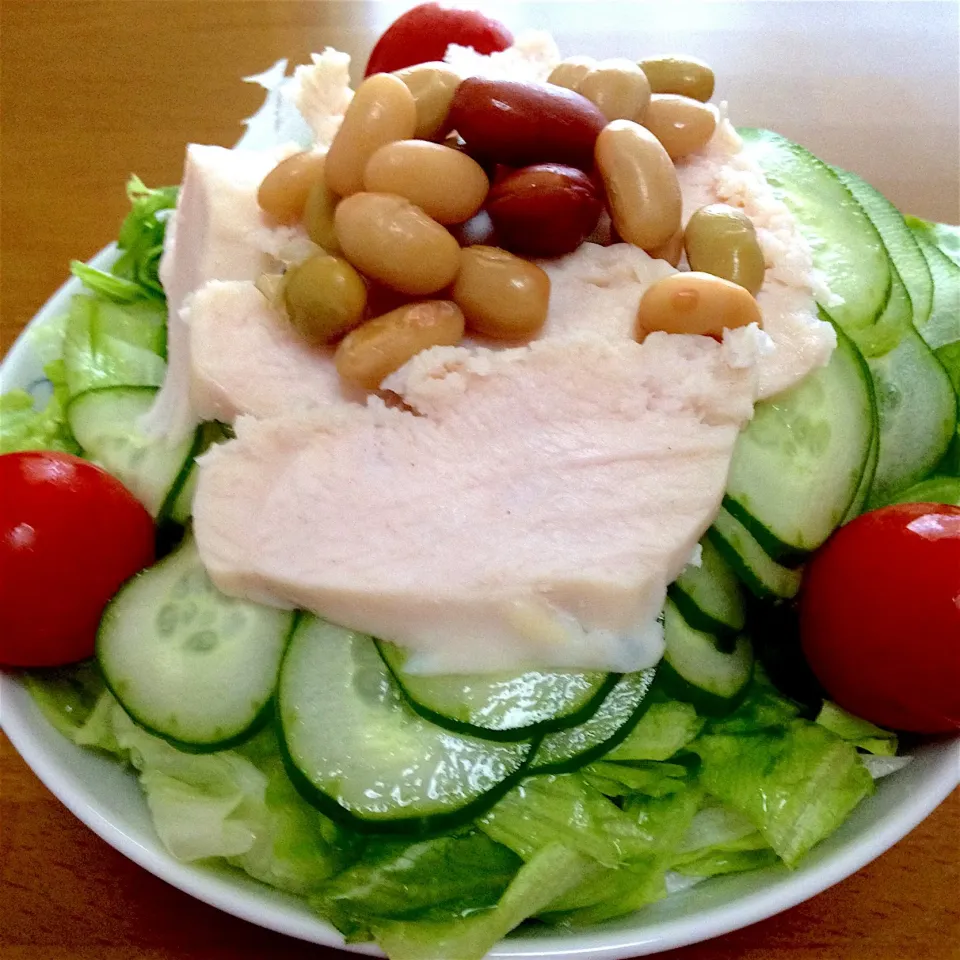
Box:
[823,175,956,502]
[376,641,617,742]
[279,617,534,834]
[659,599,753,716]
[740,130,956,507]
[708,508,802,601]
[164,421,231,525]
[841,420,879,524]
[724,319,875,559]
[529,669,656,775]
[98,537,294,751]
[888,475,960,507]
[913,233,960,388]
[67,386,198,518]
[669,537,745,637]
[835,169,933,328]
[739,128,892,351]
[866,325,957,506]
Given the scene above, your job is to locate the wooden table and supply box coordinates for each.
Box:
[1,2,958,958]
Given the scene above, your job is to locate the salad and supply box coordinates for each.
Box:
[1,5,959,959]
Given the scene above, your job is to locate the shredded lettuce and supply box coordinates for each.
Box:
[671,804,777,878]
[0,351,79,456]
[693,720,873,867]
[541,788,703,925]
[605,699,704,761]
[22,659,106,739]
[311,831,522,940]
[372,844,593,960]
[70,177,177,302]
[3,177,173,456]
[62,293,167,398]
[53,690,346,888]
[479,773,659,867]
[816,701,898,756]
[21,655,886,955]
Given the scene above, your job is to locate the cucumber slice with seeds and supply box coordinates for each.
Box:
[376,640,617,741]
[68,386,198,518]
[98,536,294,751]
[724,320,875,559]
[279,618,534,834]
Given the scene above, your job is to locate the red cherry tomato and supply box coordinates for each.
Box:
[365,3,513,77]
[0,452,155,667]
[800,503,960,733]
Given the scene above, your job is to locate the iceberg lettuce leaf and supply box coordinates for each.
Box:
[311,830,521,939]
[62,294,167,398]
[693,720,874,866]
[479,773,658,867]
[0,380,78,455]
[816,701,898,756]
[542,787,703,924]
[372,843,593,960]
[604,699,704,761]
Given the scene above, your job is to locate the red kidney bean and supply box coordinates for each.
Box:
[486,163,603,257]
[449,78,607,170]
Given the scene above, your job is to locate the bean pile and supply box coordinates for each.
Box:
[256,53,767,389]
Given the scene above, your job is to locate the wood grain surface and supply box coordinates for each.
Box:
[1,2,958,958]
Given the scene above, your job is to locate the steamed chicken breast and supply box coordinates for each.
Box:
[144,50,354,440]
[193,335,756,674]
[187,280,363,422]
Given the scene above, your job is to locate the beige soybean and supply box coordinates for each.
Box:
[578,58,651,123]
[302,162,340,252]
[363,140,489,225]
[257,151,327,225]
[643,94,717,160]
[325,74,417,197]
[335,300,465,389]
[453,246,550,339]
[639,55,715,102]
[283,252,367,344]
[335,192,461,295]
[684,204,766,295]
[636,271,761,340]
[547,56,597,92]
[394,62,463,140]
[595,120,682,250]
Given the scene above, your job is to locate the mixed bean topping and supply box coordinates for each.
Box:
[256,47,766,389]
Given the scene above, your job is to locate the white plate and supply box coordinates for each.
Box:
[1,255,958,959]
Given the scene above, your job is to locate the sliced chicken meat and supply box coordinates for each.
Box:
[144,143,305,440]
[188,280,364,422]
[194,335,756,674]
